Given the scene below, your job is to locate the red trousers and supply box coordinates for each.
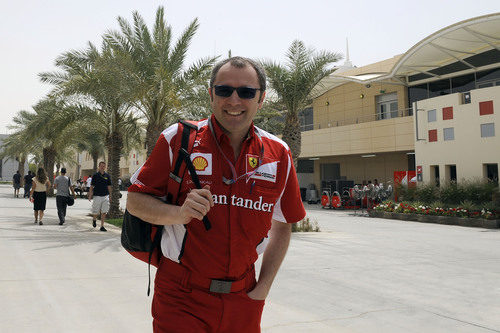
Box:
[152,259,265,333]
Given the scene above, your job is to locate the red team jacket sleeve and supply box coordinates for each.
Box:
[273,150,306,224]
[128,133,173,197]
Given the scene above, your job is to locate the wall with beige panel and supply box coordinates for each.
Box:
[415,85,500,184]
[312,81,408,129]
[301,116,414,158]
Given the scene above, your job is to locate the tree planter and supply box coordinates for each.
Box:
[368,210,500,229]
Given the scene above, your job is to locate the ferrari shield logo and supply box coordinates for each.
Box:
[248,156,258,169]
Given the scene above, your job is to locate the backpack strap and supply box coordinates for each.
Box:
[166,120,211,230]
[166,120,198,203]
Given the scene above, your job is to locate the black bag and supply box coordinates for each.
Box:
[67,178,75,206]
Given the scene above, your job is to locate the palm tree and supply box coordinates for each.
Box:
[74,124,106,173]
[261,40,342,163]
[39,42,140,217]
[2,110,38,182]
[105,6,217,156]
[0,129,30,182]
[254,99,285,135]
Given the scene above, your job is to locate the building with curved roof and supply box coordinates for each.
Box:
[299,13,500,190]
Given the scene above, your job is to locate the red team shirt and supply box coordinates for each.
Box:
[129,115,306,280]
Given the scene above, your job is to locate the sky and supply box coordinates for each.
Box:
[0,0,499,134]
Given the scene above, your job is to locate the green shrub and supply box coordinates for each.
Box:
[397,185,417,202]
[106,218,123,227]
[397,180,498,206]
[459,200,476,211]
[440,182,465,205]
[481,201,499,211]
[461,180,498,204]
[415,184,438,204]
[429,201,445,210]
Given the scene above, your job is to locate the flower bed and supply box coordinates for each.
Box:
[370,201,500,229]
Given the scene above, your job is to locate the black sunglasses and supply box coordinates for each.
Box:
[213,85,262,99]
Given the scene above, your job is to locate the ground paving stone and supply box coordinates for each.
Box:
[1,185,499,332]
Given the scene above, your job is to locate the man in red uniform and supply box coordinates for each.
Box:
[127,56,306,332]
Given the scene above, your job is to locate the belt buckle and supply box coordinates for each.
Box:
[209,279,232,294]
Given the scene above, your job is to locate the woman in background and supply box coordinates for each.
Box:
[30,167,51,225]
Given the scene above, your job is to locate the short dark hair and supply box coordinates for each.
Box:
[210,56,266,91]
[98,161,106,166]
[61,168,66,174]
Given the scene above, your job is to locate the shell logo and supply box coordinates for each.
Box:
[193,156,209,171]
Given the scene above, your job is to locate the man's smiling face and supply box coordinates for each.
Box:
[209,63,265,140]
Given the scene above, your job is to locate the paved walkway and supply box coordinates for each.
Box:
[1,184,499,332]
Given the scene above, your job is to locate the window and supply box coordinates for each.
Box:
[376,93,398,120]
[428,129,438,142]
[451,74,475,93]
[446,165,457,182]
[443,128,454,141]
[427,109,436,122]
[479,101,494,116]
[407,153,415,171]
[320,163,340,181]
[477,82,494,89]
[299,107,314,131]
[484,164,498,184]
[429,79,451,98]
[476,68,500,88]
[480,123,495,137]
[297,160,314,173]
[442,107,453,120]
[431,165,440,187]
[408,84,428,105]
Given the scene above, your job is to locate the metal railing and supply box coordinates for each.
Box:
[300,107,414,131]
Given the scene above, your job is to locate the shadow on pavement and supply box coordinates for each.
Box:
[0,219,122,253]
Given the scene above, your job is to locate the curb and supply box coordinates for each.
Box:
[368,210,500,229]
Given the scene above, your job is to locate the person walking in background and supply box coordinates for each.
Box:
[13,170,21,198]
[30,168,51,225]
[85,175,92,193]
[53,168,76,225]
[23,171,33,198]
[88,161,112,232]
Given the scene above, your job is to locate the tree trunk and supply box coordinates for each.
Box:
[146,123,165,157]
[18,155,26,186]
[107,130,123,218]
[281,111,301,168]
[42,147,57,196]
[91,152,99,174]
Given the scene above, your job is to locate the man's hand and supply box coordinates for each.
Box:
[246,287,267,301]
[247,221,292,301]
[177,185,214,224]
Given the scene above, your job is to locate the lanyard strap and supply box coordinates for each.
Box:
[207,118,264,185]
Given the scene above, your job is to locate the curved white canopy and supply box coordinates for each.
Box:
[312,12,500,98]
